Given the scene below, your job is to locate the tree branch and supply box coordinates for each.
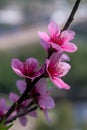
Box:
[5,106,38,124]
[62,0,81,31]
[2,74,43,122]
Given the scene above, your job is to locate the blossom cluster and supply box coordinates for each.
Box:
[0,20,77,126]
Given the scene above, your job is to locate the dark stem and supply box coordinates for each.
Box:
[62,0,81,31]
[5,106,38,124]
[4,87,29,120]
[2,74,43,122]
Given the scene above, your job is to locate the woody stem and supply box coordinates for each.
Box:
[62,0,81,31]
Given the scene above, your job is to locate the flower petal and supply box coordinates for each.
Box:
[60,53,70,61]
[11,58,24,77]
[48,52,62,65]
[62,42,78,52]
[43,109,51,122]
[51,42,63,52]
[29,111,38,118]
[9,92,19,102]
[51,77,70,90]
[48,20,60,38]
[46,52,65,73]
[35,79,47,94]
[39,95,55,109]
[61,30,75,41]
[0,98,8,112]
[16,80,26,94]
[25,58,40,79]
[38,31,50,42]
[40,39,50,51]
[26,58,39,72]
[57,62,71,77]
[19,116,27,126]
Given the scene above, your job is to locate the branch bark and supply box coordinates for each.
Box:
[62,0,81,31]
[5,106,37,124]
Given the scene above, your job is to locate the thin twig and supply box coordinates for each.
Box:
[5,106,38,124]
[1,74,43,122]
[3,87,30,120]
[62,0,81,31]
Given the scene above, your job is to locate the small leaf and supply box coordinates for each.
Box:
[6,123,13,130]
[0,120,13,130]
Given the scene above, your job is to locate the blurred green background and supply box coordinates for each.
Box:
[0,0,87,130]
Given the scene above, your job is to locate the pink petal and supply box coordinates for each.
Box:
[26,58,39,71]
[11,58,24,77]
[48,52,62,65]
[51,77,70,90]
[38,31,50,42]
[61,30,75,41]
[51,42,63,52]
[32,71,41,79]
[0,98,8,111]
[46,52,63,73]
[39,95,55,109]
[19,116,27,126]
[57,62,71,77]
[50,52,70,62]
[35,79,47,94]
[48,20,60,38]
[43,109,51,122]
[22,99,33,106]
[39,63,45,74]
[40,39,50,51]
[9,92,19,102]
[16,80,26,94]
[29,111,37,118]
[46,59,50,71]
[62,42,78,52]
[60,53,70,61]
[25,58,40,79]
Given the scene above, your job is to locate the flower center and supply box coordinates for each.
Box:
[48,63,64,77]
[23,62,35,77]
[51,35,64,46]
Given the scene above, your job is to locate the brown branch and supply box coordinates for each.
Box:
[4,87,29,120]
[62,0,81,31]
[5,106,38,124]
[2,74,43,122]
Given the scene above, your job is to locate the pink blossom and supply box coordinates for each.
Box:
[31,78,55,121]
[16,79,55,110]
[16,79,55,122]
[46,52,71,89]
[38,20,77,53]
[32,79,55,109]
[11,58,40,79]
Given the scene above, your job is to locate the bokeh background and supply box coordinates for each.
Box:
[0,0,87,130]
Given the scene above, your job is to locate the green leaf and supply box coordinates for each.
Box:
[6,123,13,130]
[0,120,13,130]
